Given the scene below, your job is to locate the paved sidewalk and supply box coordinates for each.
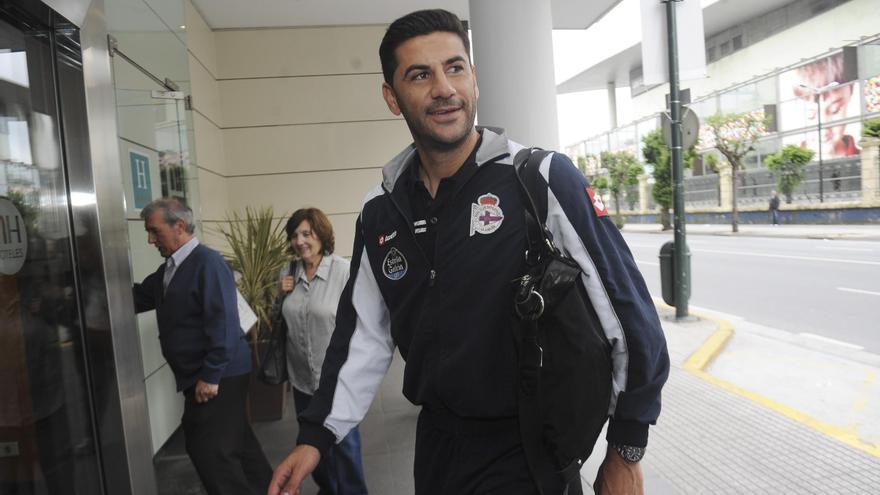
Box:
[622,222,880,241]
[155,305,880,494]
[638,306,880,493]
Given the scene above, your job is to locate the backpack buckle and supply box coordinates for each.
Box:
[514,275,545,320]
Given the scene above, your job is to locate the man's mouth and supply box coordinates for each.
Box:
[429,106,460,116]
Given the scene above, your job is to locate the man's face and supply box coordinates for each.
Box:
[381,32,478,151]
[144,211,187,258]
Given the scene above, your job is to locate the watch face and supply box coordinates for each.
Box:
[615,444,645,464]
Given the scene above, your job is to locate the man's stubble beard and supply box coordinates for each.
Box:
[398,97,477,153]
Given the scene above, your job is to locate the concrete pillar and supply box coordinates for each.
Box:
[607,82,618,129]
[860,138,880,206]
[719,163,733,210]
[469,0,559,149]
[638,174,649,213]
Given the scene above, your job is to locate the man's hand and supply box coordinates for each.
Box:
[268,445,321,495]
[194,380,219,403]
[593,445,644,494]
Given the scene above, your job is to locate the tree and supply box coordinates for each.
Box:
[600,150,643,227]
[576,155,588,175]
[864,117,880,138]
[704,111,767,232]
[591,175,610,195]
[642,129,694,230]
[765,145,814,203]
[642,130,671,230]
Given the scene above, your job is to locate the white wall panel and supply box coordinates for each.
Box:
[185,0,218,77]
[327,212,360,259]
[219,74,389,128]
[145,364,184,455]
[223,119,409,175]
[215,25,384,79]
[190,53,222,125]
[226,168,381,216]
[193,111,227,176]
[197,168,230,221]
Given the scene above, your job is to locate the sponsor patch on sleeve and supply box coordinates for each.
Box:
[586,186,609,217]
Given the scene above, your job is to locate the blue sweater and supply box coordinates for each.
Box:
[133,244,251,391]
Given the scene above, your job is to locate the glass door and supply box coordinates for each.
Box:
[0,6,103,495]
[111,49,192,210]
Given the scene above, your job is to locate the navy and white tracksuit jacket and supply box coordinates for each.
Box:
[297,127,670,453]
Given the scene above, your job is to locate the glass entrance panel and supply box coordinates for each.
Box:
[112,53,192,208]
[0,9,102,495]
[110,45,199,456]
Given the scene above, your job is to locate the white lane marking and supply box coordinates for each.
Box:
[798,333,864,351]
[635,259,659,266]
[696,248,880,266]
[816,246,874,252]
[837,287,880,296]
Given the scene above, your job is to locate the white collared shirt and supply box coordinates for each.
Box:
[280,254,350,394]
[165,237,200,290]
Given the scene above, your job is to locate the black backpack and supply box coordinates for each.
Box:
[512,148,613,494]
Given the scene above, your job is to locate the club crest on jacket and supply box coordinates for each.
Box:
[470,193,504,236]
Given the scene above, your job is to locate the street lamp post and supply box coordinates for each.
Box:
[799,82,838,203]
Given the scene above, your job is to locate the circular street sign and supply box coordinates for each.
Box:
[662,106,700,150]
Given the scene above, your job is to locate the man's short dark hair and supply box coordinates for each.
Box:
[379,9,470,86]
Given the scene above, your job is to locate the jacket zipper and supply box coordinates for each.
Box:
[383,184,435,285]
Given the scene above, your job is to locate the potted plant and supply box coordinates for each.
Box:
[215,206,289,421]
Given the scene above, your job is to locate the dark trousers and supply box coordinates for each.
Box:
[292,388,369,495]
[182,373,273,495]
[414,407,541,495]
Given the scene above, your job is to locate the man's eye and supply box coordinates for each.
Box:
[412,71,428,81]
[449,65,464,73]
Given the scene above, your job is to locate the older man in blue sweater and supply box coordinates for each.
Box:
[133,198,271,495]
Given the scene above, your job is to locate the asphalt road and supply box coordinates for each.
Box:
[621,232,880,354]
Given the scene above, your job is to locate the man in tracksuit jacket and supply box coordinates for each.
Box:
[269,9,669,495]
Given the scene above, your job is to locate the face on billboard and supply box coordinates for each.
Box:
[778,53,861,159]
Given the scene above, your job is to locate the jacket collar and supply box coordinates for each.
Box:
[380,126,513,194]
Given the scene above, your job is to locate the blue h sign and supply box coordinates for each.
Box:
[129,150,152,208]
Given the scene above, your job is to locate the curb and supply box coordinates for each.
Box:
[624,227,880,242]
[669,306,880,459]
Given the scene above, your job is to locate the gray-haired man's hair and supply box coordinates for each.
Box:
[140,198,195,234]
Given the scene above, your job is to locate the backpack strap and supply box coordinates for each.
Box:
[513,148,555,266]
[513,147,575,494]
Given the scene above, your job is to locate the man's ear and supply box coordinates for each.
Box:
[382,82,402,116]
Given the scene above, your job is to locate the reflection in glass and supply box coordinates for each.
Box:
[0,11,101,495]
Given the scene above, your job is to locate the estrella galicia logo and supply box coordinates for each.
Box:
[382,247,408,280]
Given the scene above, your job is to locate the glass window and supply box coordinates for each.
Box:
[732,35,743,51]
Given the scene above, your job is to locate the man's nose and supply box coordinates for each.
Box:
[431,72,456,99]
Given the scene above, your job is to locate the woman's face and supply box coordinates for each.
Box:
[290,220,323,262]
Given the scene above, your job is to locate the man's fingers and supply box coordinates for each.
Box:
[268,462,298,495]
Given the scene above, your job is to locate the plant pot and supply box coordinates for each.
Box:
[247,372,286,422]
[247,342,287,422]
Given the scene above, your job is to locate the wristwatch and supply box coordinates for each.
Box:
[611,443,646,464]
